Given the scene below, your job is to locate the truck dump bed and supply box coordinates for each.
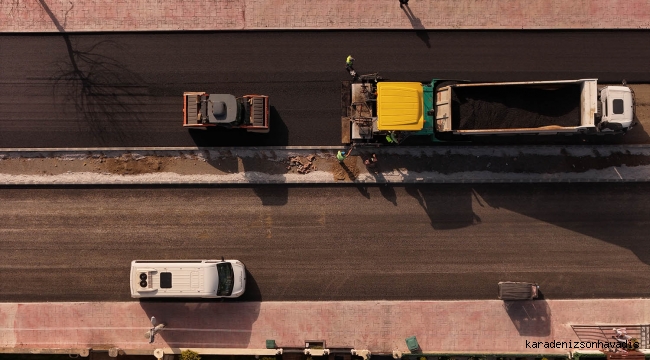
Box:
[435,79,598,134]
[453,84,581,130]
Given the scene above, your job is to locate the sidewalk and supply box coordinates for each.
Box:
[2,0,650,33]
[2,146,650,185]
[0,300,648,355]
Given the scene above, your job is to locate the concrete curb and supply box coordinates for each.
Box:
[2,145,650,152]
[0,146,348,152]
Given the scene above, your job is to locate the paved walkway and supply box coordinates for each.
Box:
[0,300,648,355]
[2,0,650,32]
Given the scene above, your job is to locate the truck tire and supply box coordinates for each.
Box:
[598,121,623,132]
[581,127,598,135]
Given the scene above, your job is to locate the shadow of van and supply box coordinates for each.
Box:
[503,299,551,336]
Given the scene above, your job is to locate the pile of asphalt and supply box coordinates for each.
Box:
[453,84,582,130]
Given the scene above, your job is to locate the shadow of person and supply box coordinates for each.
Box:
[402,4,431,48]
[338,160,357,181]
[379,184,398,206]
[356,185,371,199]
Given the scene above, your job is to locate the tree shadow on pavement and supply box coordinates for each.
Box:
[50,39,147,142]
[474,183,650,266]
[502,300,552,336]
[198,149,290,206]
[38,0,146,144]
[404,184,481,230]
[356,182,397,205]
[472,183,650,300]
[200,151,290,206]
[402,4,431,48]
[379,184,398,206]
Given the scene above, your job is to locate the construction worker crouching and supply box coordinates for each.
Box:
[385,131,399,144]
[337,147,353,162]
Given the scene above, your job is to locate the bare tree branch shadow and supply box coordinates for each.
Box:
[402,4,431,48]
[38,0,147,142]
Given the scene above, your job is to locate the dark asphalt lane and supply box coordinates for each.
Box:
[1,31,650,147]
[0,183,648,302]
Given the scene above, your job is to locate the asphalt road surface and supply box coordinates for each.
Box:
[1,31,650,147]
[1,184,648,302]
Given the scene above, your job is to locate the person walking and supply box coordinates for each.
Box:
[345,55,358,80]
[399,0,409,8]
[346,55,355,67]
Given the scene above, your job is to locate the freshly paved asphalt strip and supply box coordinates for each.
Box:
[2,31,650,148]
[2,146,650,185]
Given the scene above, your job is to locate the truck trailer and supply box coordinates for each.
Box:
[184,92,270,133]
[341,77,635,144]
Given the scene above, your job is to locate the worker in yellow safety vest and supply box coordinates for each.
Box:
[346,55,355,67]
[385,132,398,144]
[337,147,352,162]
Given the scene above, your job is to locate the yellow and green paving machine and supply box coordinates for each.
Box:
[341,75,635,145]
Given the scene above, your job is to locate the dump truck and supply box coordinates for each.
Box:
[341,77,635,144]
[183,92,270,133]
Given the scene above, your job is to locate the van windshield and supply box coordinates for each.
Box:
[216,263,234,296]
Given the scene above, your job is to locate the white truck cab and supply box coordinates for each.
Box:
[599,85,635,131]
[130,259,246,298]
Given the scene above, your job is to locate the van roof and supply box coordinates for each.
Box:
[131,260,222,296]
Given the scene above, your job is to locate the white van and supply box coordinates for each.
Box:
[130,259,246,298]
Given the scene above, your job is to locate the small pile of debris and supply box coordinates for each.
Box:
[286,155,317,174]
